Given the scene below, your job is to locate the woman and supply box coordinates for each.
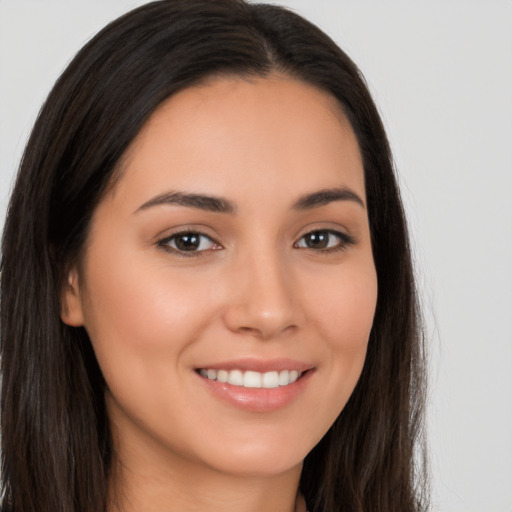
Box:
[0,1,428,511]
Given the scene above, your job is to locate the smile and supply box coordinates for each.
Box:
[198,369,302,388]
[195,359,314,412]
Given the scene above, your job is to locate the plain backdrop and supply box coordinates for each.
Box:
[1,1,511,511]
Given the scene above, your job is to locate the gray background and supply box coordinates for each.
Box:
[1,1,511,511]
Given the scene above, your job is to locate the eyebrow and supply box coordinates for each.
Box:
[135,186,365,215]
[135,191,237,214]
[292,187,365,210]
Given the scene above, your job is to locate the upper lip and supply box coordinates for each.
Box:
[195,357,314,373]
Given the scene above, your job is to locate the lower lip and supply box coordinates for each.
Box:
[196,370,313,412]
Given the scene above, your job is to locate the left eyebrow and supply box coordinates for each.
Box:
[292,187,365,210]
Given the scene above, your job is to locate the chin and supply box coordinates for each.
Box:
[190,434,308,478]
[208,453,304,479]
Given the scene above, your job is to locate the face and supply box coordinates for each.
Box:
[62,75,377,479]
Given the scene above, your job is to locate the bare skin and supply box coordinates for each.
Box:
[62,75,377,512]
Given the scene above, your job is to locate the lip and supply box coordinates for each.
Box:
[195,357,313,373]
[195,358,315,412]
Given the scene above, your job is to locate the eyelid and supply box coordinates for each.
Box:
[294,228,356,252]
[157,228,223,257]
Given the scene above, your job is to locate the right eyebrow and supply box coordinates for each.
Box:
[134,191,237,215]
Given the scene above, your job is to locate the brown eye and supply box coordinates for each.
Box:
[159,232,219,253]
[295,230,354,251]
[174,233,201,251]
[302,231,330,249]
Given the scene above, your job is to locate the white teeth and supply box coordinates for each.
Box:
[262,371,279,388]
[227,369,243,386]
[199,368,303,388]
[244,371,262,388]
[278,369,289,386]
[217,369,229,383]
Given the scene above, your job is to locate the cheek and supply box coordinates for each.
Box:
[79,248,225,440]
[307,262,378,352]
[79,244,222,378]
[306,260,377,393]
[289,260,377,447]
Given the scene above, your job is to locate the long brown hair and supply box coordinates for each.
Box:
[1,1,429,511]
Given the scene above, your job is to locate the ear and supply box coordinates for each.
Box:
[60,267,85,327]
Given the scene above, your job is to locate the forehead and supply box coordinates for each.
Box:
[113,74,365,207]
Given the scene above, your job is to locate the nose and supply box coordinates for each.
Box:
[222,249,300,340]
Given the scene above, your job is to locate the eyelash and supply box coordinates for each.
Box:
[157,229,221,257]
[294,229,355,253]
[157,229,355,257]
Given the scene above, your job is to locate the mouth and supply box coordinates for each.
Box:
[197,368,304,389]
[194,359,314,412]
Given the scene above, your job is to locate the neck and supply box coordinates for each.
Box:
[108,433,304,512]
[109,462,304,512]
